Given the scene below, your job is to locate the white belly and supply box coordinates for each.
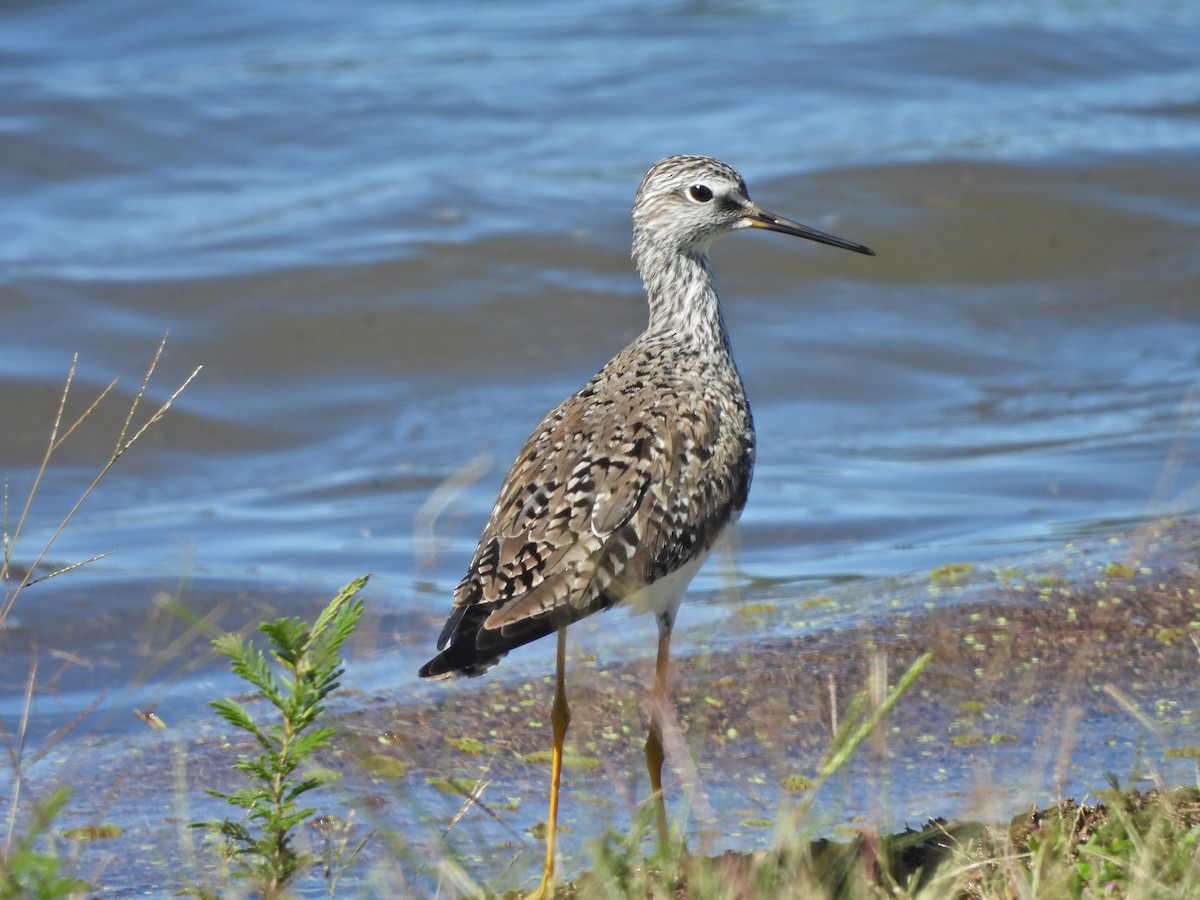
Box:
[621,548,709,622]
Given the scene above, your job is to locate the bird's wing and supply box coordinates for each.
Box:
[447,391,659,638]
[438,346,752,654]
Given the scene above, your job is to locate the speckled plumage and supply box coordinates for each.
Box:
[419,155,872,680]
[418,157,872,897]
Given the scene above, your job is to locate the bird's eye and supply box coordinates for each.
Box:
[686,183,714,203]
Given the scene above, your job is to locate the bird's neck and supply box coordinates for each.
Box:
[635,245,731,353]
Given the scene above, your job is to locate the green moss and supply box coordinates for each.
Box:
[304,766,343,784]
[739,817,773,828]
[736,602,775,617]
[361,754,409,779]
[521,750,600,770]
[62,823,123,841]
[449,735,486,755]
[930,562,974,587]
[950,734,986,747]
[780,774,814,792]
[425,776,478,795]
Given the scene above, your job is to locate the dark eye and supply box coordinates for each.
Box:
[686,183,713,203]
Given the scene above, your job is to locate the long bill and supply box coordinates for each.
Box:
[744,207,875,256]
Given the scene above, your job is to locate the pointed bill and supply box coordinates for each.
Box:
[745,207,875,256]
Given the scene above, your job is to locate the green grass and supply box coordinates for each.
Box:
[515,773,1200,898]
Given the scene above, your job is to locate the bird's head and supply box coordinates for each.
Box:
[632,155,874,260]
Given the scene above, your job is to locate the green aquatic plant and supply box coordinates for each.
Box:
[194,576,368,898]
[929,561,974,588]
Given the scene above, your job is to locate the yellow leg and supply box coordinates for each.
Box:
[644,623,672,848]
[530,627,570,900]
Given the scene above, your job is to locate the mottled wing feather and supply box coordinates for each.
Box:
[429,339,754,676]
[454,391,654,627]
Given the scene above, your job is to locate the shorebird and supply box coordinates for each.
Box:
[419,155,873,897]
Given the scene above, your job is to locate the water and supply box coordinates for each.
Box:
[3,0,1200,890]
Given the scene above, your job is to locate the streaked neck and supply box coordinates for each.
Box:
[636,245,730,352]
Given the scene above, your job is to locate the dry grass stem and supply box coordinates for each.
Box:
[0,335,200,628]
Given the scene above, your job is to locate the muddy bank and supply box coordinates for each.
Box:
[354,518,1200,794]
[319,518,1200,890]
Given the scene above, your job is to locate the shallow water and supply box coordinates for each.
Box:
[3,0,1200,890]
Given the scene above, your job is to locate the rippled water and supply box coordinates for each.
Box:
[3,0,1200,889]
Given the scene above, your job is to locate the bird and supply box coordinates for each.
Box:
[419,155,873,897]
